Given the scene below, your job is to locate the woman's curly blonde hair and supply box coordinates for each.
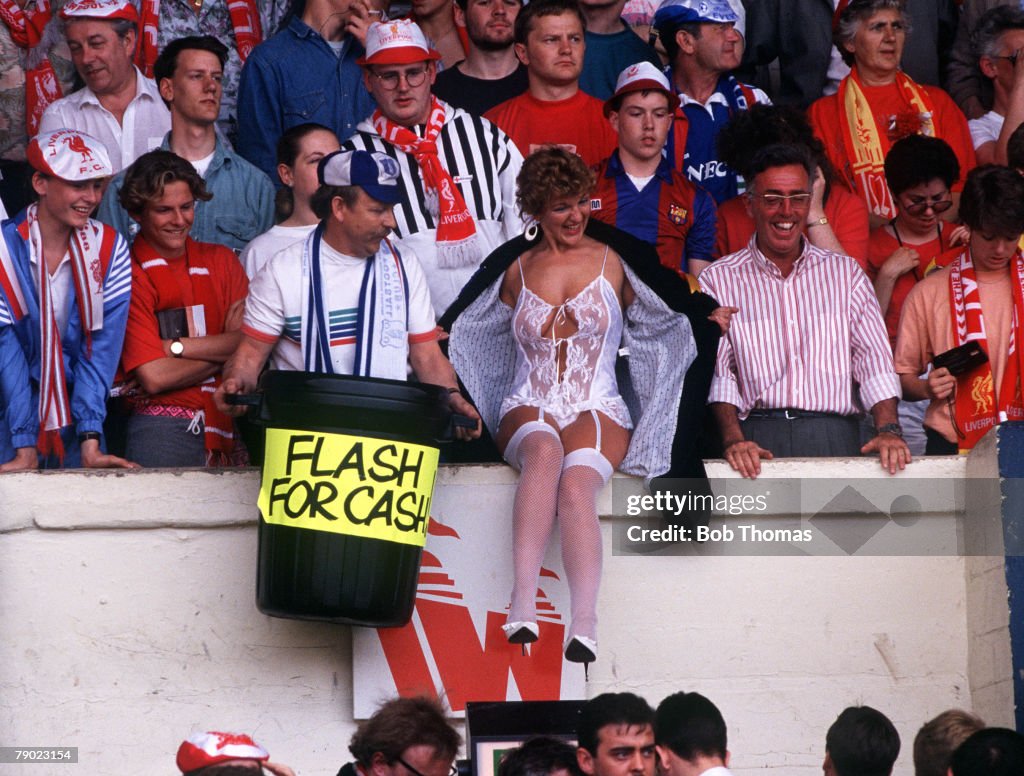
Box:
[516,146,596,220]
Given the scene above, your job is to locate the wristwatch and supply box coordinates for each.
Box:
[170,338,185,358]
[876,422,904,438]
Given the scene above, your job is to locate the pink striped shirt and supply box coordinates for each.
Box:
[700,237,900,418]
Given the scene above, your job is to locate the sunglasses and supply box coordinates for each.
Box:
[901,197,954,216]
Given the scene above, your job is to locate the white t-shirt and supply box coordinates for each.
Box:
[240,223,317,279]
[243,237,438,372]
[969,110,1004,150]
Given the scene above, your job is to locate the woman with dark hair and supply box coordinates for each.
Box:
[714,103,870,264]
[444,146,723,672]
[118,150,249,467]
[867,134,965,347]
[808,0,975,228]
[240,123,340,278]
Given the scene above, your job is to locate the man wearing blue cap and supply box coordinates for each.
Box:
[653,0,768,205]
[215,149,481,439]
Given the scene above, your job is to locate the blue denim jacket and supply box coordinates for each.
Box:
[97,134,275,252]
[235,17,377,182]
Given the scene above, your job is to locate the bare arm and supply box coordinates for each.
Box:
[134,357,222,396]
[805,167,846,255]
[711,401,773,479]
[214,334,277,416]
[409,339,481,440]
[871,246,919,317]
[861,397,911,474]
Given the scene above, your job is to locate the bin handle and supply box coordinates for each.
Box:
[224,393,262,407]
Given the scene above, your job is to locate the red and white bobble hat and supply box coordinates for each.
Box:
[59,0,140,22]
[604,61,681,116]
[357,19,441,66]
[27,129,113,181]
[176,731,270,773]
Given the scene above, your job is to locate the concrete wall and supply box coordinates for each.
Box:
[0,455,1001,776]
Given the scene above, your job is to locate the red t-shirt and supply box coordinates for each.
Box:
[866,220,962,346]
[485,90,618,167]
[713,183,870,264]
[122,237,249,409]
[808,80,977,201]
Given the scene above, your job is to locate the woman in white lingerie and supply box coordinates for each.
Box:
[495,147,633,671]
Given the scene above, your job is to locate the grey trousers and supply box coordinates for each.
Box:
[740,413,861,458]
[125,415,206,467]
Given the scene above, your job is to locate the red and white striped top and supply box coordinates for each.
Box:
[700,237,900,418]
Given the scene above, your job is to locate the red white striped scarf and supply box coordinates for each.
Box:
[372,97,479,268]
[135,0,262,77]
[25,204,106,459]
[948,250,1024,452]
[0,0,63,135]
[131,234,237,464]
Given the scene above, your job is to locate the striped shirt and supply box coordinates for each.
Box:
[700,237,900,418]
[341,103,524,316]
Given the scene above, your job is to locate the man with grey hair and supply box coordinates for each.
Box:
[968,5,1024,164]
[39,0,170,172]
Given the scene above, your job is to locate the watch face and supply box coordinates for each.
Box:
[171,340,184,356]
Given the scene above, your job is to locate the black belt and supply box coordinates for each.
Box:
[746,408,853,420]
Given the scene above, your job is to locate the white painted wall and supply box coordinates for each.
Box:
[0,455,1004,776]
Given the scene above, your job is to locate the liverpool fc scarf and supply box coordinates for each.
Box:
[0,205,108,459]
[301,224,410,380]
[135,0,262,78]
[948,250,1024,452]
[838,68,935,220]
[131,235,237,463]
[0,0,63,135]
[371,97,479,268]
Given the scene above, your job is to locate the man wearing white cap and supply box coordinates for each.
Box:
[0,128,135,470]
[39,0,170,173]
[176,730,295,774]
[216,148,481,440]
[591,62,717,277]
[341,18,523,317]
[652,0,768,205]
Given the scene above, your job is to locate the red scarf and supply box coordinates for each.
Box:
[131,235,237,463]
[837,68,935,220]
[948,250,1024,452]
[11,206,112,459]
[135,0,262,77]
[0,0,63,135]
[372,97,479,268]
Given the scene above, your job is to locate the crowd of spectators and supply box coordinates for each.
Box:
[172,693,1024,775]
[2,0,1024,476]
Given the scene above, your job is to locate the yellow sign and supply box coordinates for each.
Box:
[258,428,439,547]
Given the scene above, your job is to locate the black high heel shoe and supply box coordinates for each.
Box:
[503,621,539,655]
[564,635,597,680]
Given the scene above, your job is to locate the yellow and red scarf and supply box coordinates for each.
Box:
[135,0,262,78]
[838,68,935,220]
[371,97,479,268]
[948,250,1024,452]
[0,0,63,135]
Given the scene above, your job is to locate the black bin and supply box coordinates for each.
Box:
[248,370,453,626]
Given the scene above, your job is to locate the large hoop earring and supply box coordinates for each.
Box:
[525,222,539,241]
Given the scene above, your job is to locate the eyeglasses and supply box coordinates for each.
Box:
[993,52,1019,67]
[396,757,458,776]
[370,65,430,91]
[901,197,954,216]
[749,192,813,209]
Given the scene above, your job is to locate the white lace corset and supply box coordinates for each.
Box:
[500,254,632,429]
